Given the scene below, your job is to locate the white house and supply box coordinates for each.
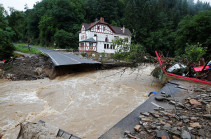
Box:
[78,17,132,56]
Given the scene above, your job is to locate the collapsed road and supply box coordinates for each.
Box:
[15,44,99,66]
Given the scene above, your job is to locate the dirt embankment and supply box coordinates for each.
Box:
[0,55,53,81]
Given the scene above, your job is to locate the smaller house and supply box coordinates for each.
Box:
[79,17,132,57]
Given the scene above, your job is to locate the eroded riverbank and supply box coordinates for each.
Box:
[0,65,162,138]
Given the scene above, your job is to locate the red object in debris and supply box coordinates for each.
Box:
[194,66,209,72]
[155,51,211,85]
[3,59,6,62]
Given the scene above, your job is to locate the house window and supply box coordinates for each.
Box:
[97,26,100,30]
[107,44,109,49]
[114,36,119,40]
[81,43,84,47]
[90,43,93,49]
[103,26,105,31]
[113,46,115,49]
[94,34,97,37]
[104,44,106,49]
[105,37,108,42]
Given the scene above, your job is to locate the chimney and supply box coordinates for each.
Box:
[100,17,104,22]
[122,26,125,34]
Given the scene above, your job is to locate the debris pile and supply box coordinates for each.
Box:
[17,121,80,139]
[124,87,211,139]
[0,55,53,80]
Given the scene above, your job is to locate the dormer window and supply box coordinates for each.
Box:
[105,37,108,42]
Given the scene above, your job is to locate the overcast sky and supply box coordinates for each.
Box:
[0,0,211,12]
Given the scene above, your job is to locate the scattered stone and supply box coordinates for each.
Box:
[187,127,193,131]
[169,100,176,105]
[166,113,176,117]
[134,125,141,132]
[183,119,189,123]
[156,130,170,139]
[203,114,211,119]
[127,84,211,138]
[189,99,202,105]
[190,117,198,122]
[164,123,171,128]
[141,112,150,116]
[155,96,167,101]
[159,119,166,125]
[172,135,181,139]
[206,103,211,114]
[124,131,130,135]
[181,130,191,139]
[177,122,183,126]
[139,115,145,119]
[198,129,205,136]
[141,118,153,122]
[190,122,201,128]
[149,112,160,118]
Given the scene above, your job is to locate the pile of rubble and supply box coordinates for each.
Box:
[124,87,211,139]
[0,55,53,80]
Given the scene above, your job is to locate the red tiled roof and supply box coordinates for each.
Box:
[82,21,132,36]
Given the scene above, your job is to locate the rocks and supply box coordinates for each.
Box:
[189,99,202,105]
[141,112,150,116]
[126,86,211,139]
[198,129,205,136]
[190,122,201,128]
[181,130,191,139]
[35,67,43,76]
[134,125,141,132]
[172,135,181,139]
[190,117,198,122]
[203,114,211,119]
[156,130,170,139]
[206,103,211,114]
[141,118,153,122]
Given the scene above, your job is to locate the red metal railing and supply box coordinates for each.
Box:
[155,51,211,85]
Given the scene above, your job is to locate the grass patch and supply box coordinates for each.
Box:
[14,45,43,54]
[15,43,56,50]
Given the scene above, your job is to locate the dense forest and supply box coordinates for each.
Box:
[0,0,211,59]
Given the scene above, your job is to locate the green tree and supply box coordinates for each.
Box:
[54,30,73,48]
[0,5,15,59]
[175,10,211,57]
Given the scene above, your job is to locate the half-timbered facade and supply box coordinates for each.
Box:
[79,17,132,55]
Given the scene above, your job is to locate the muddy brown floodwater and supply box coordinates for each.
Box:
[0,64,162,139]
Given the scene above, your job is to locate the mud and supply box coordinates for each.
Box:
[0,65,162,139]
[0,55,53,81]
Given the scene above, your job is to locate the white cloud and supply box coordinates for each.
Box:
[194,0,211,3]
[0,0,41,12]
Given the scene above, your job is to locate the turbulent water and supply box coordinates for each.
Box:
[0,65,162,139]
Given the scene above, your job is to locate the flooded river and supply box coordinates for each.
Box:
[0,65,162,138]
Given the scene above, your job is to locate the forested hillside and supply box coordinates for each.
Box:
[0,0,210,58]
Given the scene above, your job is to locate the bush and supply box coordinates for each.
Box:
[184,43,207,63]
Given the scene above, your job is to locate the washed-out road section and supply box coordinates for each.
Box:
[16,44,99,66]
